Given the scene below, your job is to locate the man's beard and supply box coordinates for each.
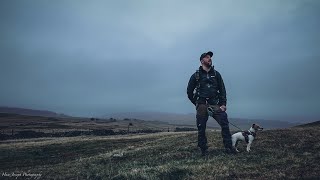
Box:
[203,61,212,68]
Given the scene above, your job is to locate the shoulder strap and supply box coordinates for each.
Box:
[213,70,220,93]
[193,70,201,98]
[195,70,201,89]
[195,70,200,82]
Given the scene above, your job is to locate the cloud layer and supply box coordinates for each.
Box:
[1,0,319,121]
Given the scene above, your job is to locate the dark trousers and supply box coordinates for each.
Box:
[196,103,233,150]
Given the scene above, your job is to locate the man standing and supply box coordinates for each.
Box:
[187,51,235,156]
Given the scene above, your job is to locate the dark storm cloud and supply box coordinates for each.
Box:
[0,0,319,121]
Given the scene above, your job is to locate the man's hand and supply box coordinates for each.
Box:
[220,105,227,112]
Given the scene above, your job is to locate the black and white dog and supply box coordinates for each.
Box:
[231,124,263,152]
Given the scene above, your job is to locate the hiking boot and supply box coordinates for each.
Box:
[200,145,209,156]
[201,148,208,156]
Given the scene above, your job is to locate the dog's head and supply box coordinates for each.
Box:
[252,123,263,131]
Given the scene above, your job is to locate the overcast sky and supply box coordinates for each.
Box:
[0,0,319,121]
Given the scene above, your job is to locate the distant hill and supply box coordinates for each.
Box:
[0,106,70,118]
[103,112,301,130]
[294,120,320,128]
[0,107,304,130]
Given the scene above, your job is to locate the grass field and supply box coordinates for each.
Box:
[1,123,319,179]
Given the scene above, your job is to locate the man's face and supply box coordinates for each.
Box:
[201,54,212,67]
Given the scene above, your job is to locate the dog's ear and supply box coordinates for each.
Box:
[252,123,255,128]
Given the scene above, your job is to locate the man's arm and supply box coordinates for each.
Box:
[187,73,197,105]
[217,71,227,106]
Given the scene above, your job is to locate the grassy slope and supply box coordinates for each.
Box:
[294,120,320,128]
[0,126,319,179]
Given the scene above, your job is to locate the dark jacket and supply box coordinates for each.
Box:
[187,65,227,106]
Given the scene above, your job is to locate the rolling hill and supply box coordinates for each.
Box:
[0,120,319,179]
[0,106,69,118]
[294,120,320,128]
[104,111,301,130]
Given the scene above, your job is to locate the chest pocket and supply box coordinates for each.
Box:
[200,73,218,88]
